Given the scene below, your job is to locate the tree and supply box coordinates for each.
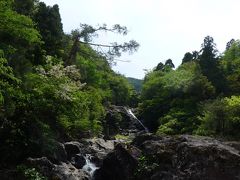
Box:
[33,2,64,57]
[0,0,41,75]
[155,62,164,71]
[226,39,235,50]
[139,62,215,132]
[197,96,240,137]
[0,50,20,118]
[199,36,224,93]
[199,36,218,71]
[0,0,41,51]
[154,59,175,72]
[220,40,240,95]
[181,51,199,64]
[165,59,175,68]
[0,0,139,169]
[0,50,23,164]
[13,0,36,16]
[182,52,193,64]
[65,24,139,66]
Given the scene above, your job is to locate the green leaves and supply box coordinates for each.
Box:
[0,54,21,110]
[0,0,139,167]
[220,40,240,95]
[197,96,240,137]
[23,61,105,138]
[140,62,215,132]
[33,2,63,56]
[0,1,41,45]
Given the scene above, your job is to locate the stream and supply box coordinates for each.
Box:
[127,108,149,133]
[82,108,148,179]
[83,154,99,179]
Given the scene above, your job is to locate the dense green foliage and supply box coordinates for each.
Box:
[139,37,240,137]
[33,2,64,57]
[197,96,240,137]
[220,40,240,95]
[0,0,138,167]
[17,165,46,180]
[140,62,215,132]
[1,0,240,173]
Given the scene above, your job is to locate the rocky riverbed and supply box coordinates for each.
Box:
[17,134,240,180]
[94,134,240,180]
[26,138,116,180]
[1,106,240,180]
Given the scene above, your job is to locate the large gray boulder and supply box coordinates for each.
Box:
[103,105,143,138]
[94,134,240,180]
[64,141,83,160]
[94,143,138,180]
[27,157,90,180]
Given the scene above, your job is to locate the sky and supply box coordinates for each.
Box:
[42,0,240,79]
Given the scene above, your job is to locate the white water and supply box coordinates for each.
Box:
[82,154,98,178]
[127,109,149,133]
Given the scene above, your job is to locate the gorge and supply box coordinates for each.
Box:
[1,1,240,179]
[8,107,239,180]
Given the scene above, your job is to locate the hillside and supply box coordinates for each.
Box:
[1,0,240,180]
[127,77,143,92]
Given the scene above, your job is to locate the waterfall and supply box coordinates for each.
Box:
[127,108,149,133]
[82,154,98,178]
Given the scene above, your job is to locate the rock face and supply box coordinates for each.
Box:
[64,141,83,160]
[51,142,68,163]
[95,134,240,180]
[94,144,138,180]
[24,138,115,180]
[27,157,89,180]
[5,134,240,180]
[103,105,143,138]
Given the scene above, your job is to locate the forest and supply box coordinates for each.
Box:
[140,36,240,137]
[0,0,138,167]
[1,0,240,179]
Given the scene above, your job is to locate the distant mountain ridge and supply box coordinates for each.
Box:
[127,77,143,92]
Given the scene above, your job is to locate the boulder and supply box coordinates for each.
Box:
[224,141,240,152]
[50,142,67,163]
[133,135,240,180]
[52,162,89,180]
[27,157,55,177]
[27,157,90,180]
[71,154,86,169]
[94,143,138,180]
[80,138,115,166]
[64,141,83,160]
[103,105,141,138]
[94,134,240,180]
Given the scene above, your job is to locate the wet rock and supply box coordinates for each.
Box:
[27,157,90,180]
[94,143,138,180]
[134,135,240,180]
[224,141,240,152]
[80,138,115,166]
[95,134,240,180]
[86,138,114,152]
[132,133,158,147]
[64,141,83,160]
[71,154,86,169]
[52,162,89,180]
[49,142,67,163]
[27,157,55,177]
[103,105,141,138]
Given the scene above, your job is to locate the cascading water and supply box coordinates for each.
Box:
[127,108,149,133]
[82,154,98,179]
